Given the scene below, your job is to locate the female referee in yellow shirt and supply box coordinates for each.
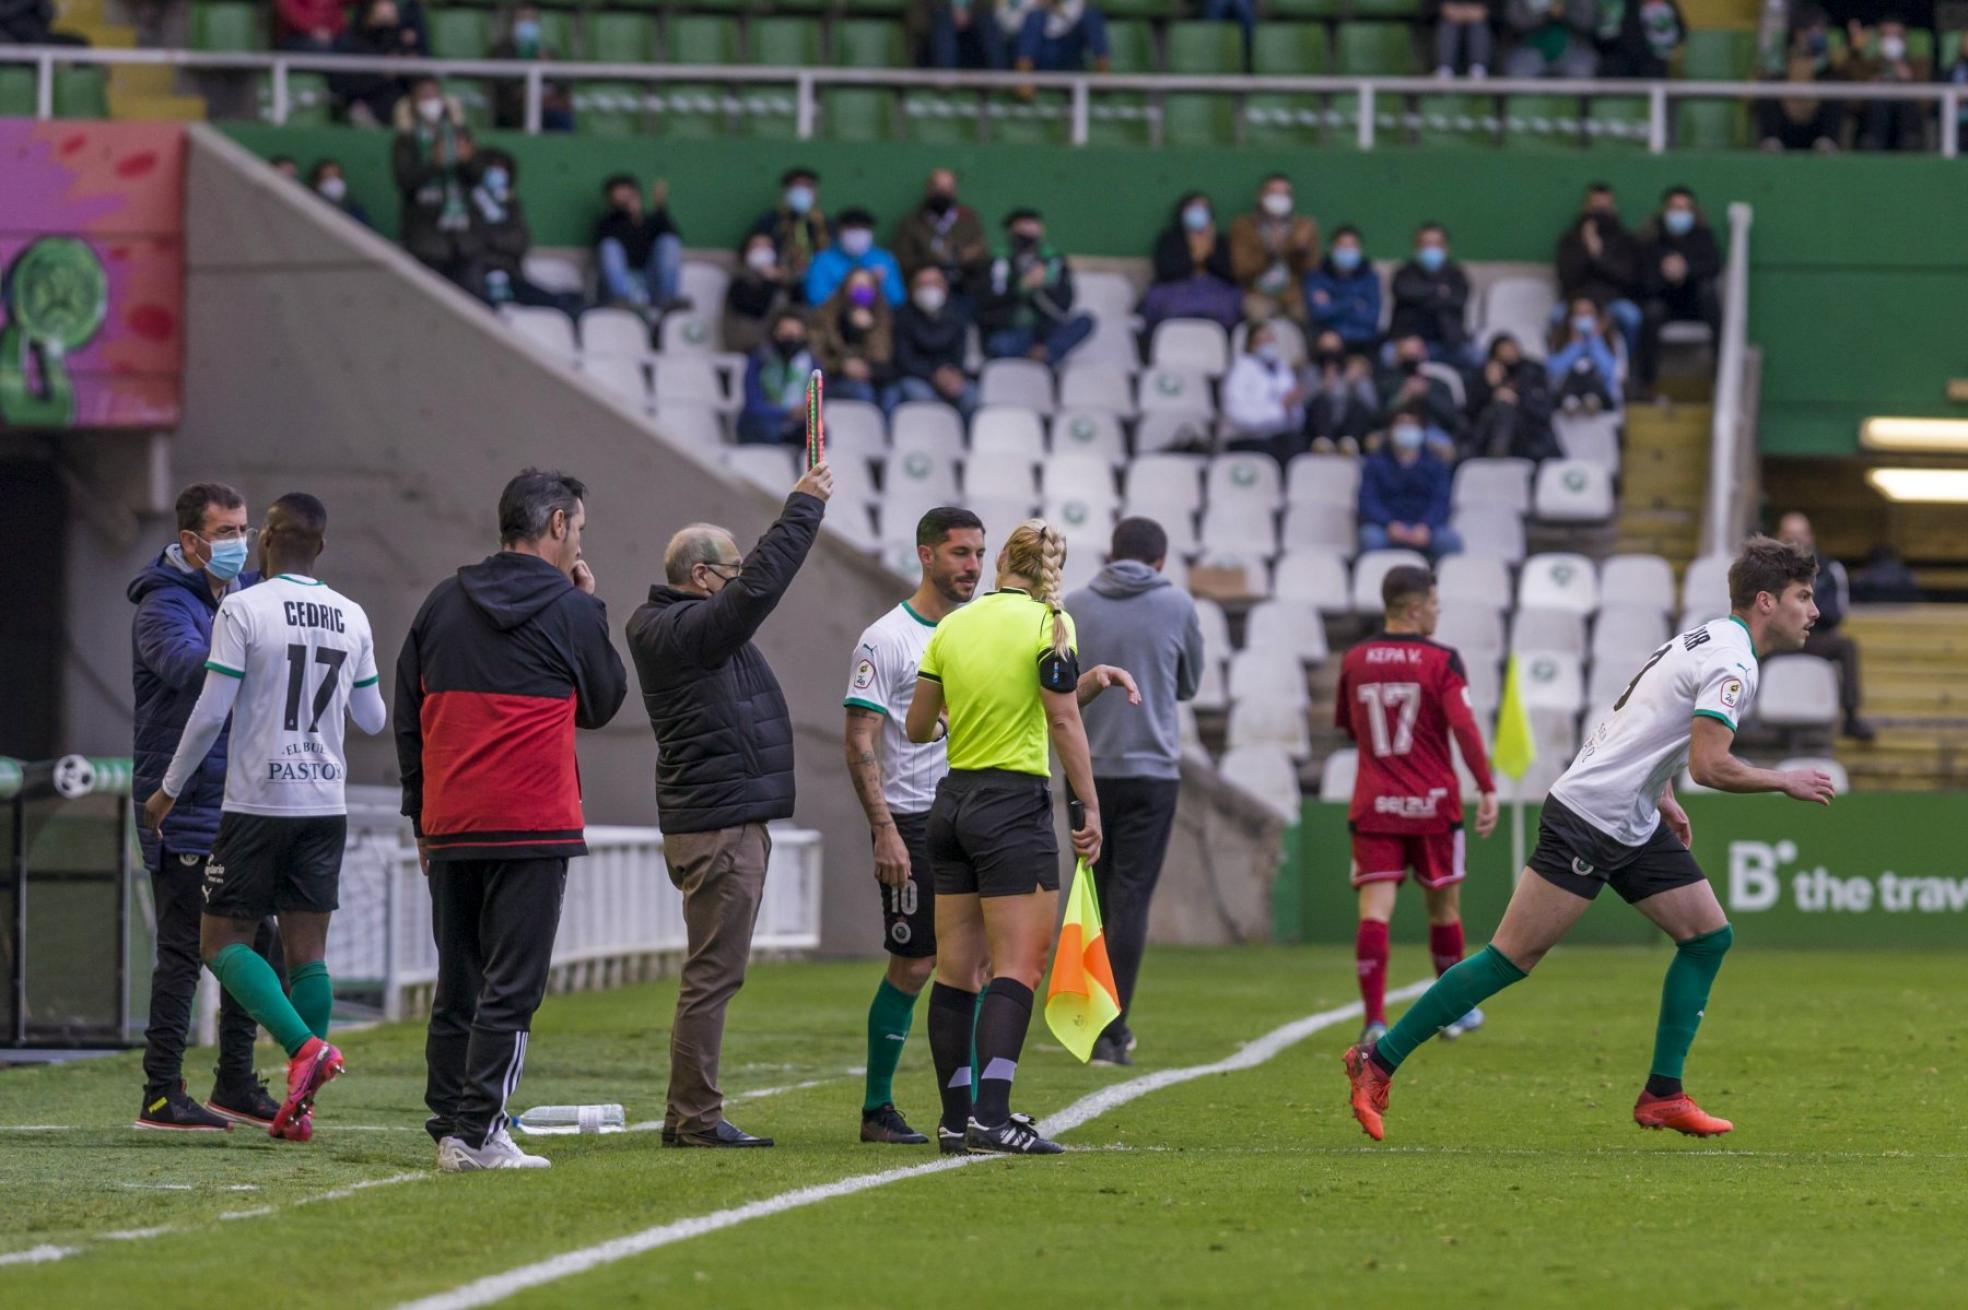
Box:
[905,519,1137,1155]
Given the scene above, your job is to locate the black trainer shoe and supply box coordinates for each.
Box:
[860,1103,929,1145]
[135,1082,231,1133]
[964,1115,1064,1156]
[207,1074,280,1128]
[667,1119,774,1148]
[1843,716,1878,743]
[1089,1033,1133,1067]
[937,1124,967,1155]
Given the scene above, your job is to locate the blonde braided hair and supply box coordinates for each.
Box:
[1001,519,1072,658]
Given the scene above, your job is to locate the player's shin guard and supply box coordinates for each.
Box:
[210,943,314,1057]
[864,979,919,1112]
[1355,920,1390,1026]
[971,978,1034,1128]
[1428,920,1465,977]
[1373,944,1526,1074]
[927,982,978,1132]
[1648,924,1733,1092]
[288,959,334,1042]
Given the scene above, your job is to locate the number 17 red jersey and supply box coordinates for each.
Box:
[1334,633,1495,835]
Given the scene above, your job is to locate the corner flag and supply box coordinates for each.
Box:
[1044,860,1122,1063]
[1493,654,1539,781]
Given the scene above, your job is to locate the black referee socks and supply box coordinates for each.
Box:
[971,978,1034,1128]
[927,982,979,1133]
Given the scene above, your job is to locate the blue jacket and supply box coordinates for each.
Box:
[803,245,906,308]
[1358,448,1451,532]
[1547,335,1619,392]
[129,548,250,868]
[741,344,816,433]
[1303,260,1382,346]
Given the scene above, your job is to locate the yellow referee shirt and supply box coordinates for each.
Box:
[918,588,1078,778]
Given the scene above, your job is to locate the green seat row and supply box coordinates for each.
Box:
[417,10,904,63]
[0,64,107,117]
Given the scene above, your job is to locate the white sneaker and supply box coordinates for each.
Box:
[437,1127,552,1172]
[1440,1006,1486,1040]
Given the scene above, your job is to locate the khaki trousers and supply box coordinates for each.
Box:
[663,822,771,1133]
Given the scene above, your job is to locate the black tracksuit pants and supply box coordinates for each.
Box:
[1075,776,1182,1040]
[142,849,285,1099]
[424,857,567,1148]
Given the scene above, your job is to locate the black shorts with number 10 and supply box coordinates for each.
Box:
[876,811,937,958]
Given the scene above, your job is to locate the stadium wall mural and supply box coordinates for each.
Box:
[0,120,185,430]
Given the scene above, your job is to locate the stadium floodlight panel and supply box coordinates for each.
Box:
[1860,417,1968,452]
[1864,467,1968,503]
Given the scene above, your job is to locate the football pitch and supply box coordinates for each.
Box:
[1,944,1961,1308]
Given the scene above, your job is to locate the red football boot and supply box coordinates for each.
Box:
[1342,1044,1392,1142]
[1633,1089,1733,1137]
[269,1037,342,1141]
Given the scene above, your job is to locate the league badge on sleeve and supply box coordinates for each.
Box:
[852,658,876,692]
[1721,677,1743,710]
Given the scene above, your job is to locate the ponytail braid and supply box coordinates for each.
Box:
[1003,518,1073,658]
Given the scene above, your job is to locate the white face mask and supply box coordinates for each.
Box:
[317,176,347,202]
[1261,192,1292,218]
[913,286,947,314]
[745,245,777,272]
[839,228,873,258]
[1880,33,1906,60]
[417,97,445,124]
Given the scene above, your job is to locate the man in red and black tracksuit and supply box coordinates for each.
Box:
[394,469,627,1171]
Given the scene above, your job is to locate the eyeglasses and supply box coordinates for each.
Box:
[703,560,743,579]
[205,525,256,542]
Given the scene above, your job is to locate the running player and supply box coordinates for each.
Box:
[843,507,987,1146]
[904,520,1137,1155]
[1343,537,1836,1141]
[1335,565,1499,1048]
[144,493,386,1142]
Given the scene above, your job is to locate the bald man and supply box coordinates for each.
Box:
[625,462,832,1148]
[1777,512,1874,742]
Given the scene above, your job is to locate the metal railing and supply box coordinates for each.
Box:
[1704,201,1755,555]
[3,44,1961,155]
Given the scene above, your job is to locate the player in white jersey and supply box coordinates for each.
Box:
[843,507,988,1145]
[1344,537,1837,1142]
[145,493,387,1142]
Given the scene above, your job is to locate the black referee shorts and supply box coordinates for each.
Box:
[1528,796,1706,905]
[927,769,1060,899]
[204,812,346,921]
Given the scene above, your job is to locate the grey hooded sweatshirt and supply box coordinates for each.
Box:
[1066,560,1206,781]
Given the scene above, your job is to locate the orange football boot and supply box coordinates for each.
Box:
[1633,1090,1733,1137]
[1343,1045,1392,1141]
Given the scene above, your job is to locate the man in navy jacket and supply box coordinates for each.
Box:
[1358,411,1463,561]
[129,482,285,1132]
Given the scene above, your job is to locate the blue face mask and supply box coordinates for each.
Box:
[1181,205,1211,232]
[512,18,540,47]
[1331,245,1362,273]
[785,185,815,214]
[1392,424,1425,452]
[1664,208,1695,236]
[203,536,249,582]
[1572,313,1598,334]
[1416,245,1447,272]
[483,166,510,193]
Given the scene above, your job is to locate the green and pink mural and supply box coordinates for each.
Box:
[1,121,185,429]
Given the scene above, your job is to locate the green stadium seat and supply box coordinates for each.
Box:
[1092,18,1154,143]
[1165,21,1243,73]
[1334,22,1418,75]
[1245,92,1326,147]
[1253,22,1329,75]
[1246,24,1330,148]
[736,81,801,139]
[747,16,821,65]
[1503,92,1584,147]
[1098,0,1179,14]
[1268,0,1342,15]
[1350,0,1423,18]
[533,10,573,59]
[427,9,490,60]
[834,18,904,68]
[666,13,738,63]
[1103,20,1156,72]
[0,67,36,117]
[1675,100,1745,149]
[654,82,728,137]
[1162,92,1237,146]
[1907,27,1934,62]
[982,91,1062,145]
[822,87,897,140]
[189,2,263,53]
[585,13,654,63]
[53,66,107,119]
[903,91,981,144]
[839,0,907,12]
[448,78,493,132]
[574,81,648,135]
[1413,92,1494,147]
[1679,27,1752,80]
[281,71,334,126]
[1587,96,1649,149]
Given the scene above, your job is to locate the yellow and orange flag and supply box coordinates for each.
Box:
[1045,860,1122,1062]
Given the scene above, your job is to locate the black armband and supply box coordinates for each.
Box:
[1037,649,1080,694]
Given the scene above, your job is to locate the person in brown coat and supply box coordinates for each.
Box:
[892,168,991,308]
[1228,174,1321,325]
[810,268,895,406]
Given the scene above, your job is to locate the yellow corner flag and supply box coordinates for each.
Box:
[1493,654,1539,782]
[1045,860,1122,1063]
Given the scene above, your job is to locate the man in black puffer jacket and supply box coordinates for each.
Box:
[626,462,832,1148]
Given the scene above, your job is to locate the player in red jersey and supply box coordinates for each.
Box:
[1335,565,1499,1046]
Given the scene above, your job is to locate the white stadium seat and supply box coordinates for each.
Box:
[723,445,796,496]
[579,307,652,360]
[1207,453,1285,511]
[1218,745,1302,822]
[1230,317,1307,367]
[1534,459,1616,522]
[1518,552,1599,616]
[1756,655,1839,727]
[1125,454,1204,510]
[1286,453,1363,509]
[1229,697,1311,758]
[1452,457,1535,515]
[1318,747,1358,801]
[1436,554,1512,612]
[1280,505,1356,554]
[1059,540,1102,594]
[1244,599,1330,663]
[966,495,1039,557]
[1190,549,1270,597]
[1199,503,1279,557]
[970,406,1047,465]
[823,399,888,467]
[1591,606,1671,665]
[678,260,730,315]
[979,358,1056,415]
[1451,506,1527,564]
[657,310,721,356]
[1193,597,1232,666]
[890,402,967,463]
[1554,411,1622,473]
[1042,452,1121,507]
[1136,366,1213,417]
[1126,499,1199,554]
[1134,411,1214,454]
[1600,554,1677,615]
[501,305,578,362]
[1272,549,1352,616]
[522,251,585,295]
[1462,652,1502,714]
[824,502,879,550]
[1072,269,1139,323]
[883,446,960,509]
[1192,653,1228,711]
[1229,648,1309,706]
[1041,494,1118,547]
[651,356,732,412]
[582,355,650,410]
[1514,650,1586,715]
[1681,554,1733,623]
[1049,409,1128,465]
[1352,549,1430,614]
[649,403,724,444]
[1435,603,1506,657]
[1478,274,1559,353]
[1776,756,1851,794]
[826,450,881,506]
[1149,317,1231,377]
[965,455,1037,501]
[1511,606,1587,656]
[1058,361,1135,416]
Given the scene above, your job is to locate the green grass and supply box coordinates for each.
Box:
[3,946,1964,1307]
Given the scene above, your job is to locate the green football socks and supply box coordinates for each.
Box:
[288,959,334,1042]
[1649,924,1733,1085]
[1373,944,1528,1073]
[863,979,920,1112]
[210,942,313,1057]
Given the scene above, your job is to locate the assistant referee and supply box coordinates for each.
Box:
[904,519,1137,1157]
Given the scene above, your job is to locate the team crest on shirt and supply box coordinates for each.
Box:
[1720,678,1743,709]
[852,658,876,691]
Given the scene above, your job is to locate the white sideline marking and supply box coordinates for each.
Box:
[0,1245,79,1267]
[0,1125,70,1132]
[100,1227,174,1242]
[395,981,1428,1310]
[624,1069,859,1133]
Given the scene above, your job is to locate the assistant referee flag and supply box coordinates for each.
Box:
[1493,653,1538,781]
[1045,860,1122,1063]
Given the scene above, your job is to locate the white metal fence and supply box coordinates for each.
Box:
[1704,201,1756,556]
[2,44,1961,156]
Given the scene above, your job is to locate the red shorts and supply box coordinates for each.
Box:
[1350,826,1466,890]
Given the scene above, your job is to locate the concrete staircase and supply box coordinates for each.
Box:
[56,0,207,121]
[1835,605,1968,791]
[1613,401,1710,576]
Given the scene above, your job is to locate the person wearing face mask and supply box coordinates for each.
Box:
[594,172,685,318]
[1546,297,1621,415]
[1143,191,1241,331]
[1012,0,1112,73]
[1465,333,1559,462]
[889,266,979,418]
[1222,321,1309,462]
[1553,182,1640,367]
[490,4,573,132]
[306,158,372,228]
[1851,17,1931,151]
[1502,0,1600,77]
[747,167,830,299]
[1375,333,1464,458]
[1389,222,1474,367]
[812,269,897,406]
[724,233,792,356]
[129,482,287,1134]
[804,207,906,309]
[1303,328,1380,455]
[1756,7,1846,152]
[980,208,1095,365]
[1358,406,1462,561]
[739,310,820,446]
[1595,0,1686,79]
[1303,225,1382,354]
[1635,186,1721,397]
[472,150,580,319]
[893,169,990,309]
[393,77,483,296]
[1228,174,1321,325]
[331,0,417,127]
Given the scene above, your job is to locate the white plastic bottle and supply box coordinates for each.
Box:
[514,1104,626,1135]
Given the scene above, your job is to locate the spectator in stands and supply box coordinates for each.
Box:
[1013,0,1112,73]
[894,169,990,310]
[1228,175,1320,325]
[724,233,793,357]
[333,0,418,127]
[749,167,830,302]
[1359,407,1462,560]
[473,149,581,320]
[1303,226,1381,356]
[307,158,372,228]
[1464,333,1559,461]
[1634,186,1721,397]
[1850,542,1921,603]
[980,208,1094,365]
[1948,33,1968,142]
[1,0,86,43]
[1554,181,1640,364]
[1546,297,1621,413]
[1200,0,1256,50]
[275,0,345,53]
[392,78,483,296]
[805,208,906,309]
[1757,6,1844,152]
[1595,0,1686,78]
[1849,17,1930,150]
[1375,333,1462,459]
[738,309,817,447]
[1432,0,1496,77]
[490,4,574,133]
[1503,0,1599,77]
[1143,191,1242,331]
[270,155,300,180]
[812,269,896,408]
[1777,512,1877,741]
[888,265,978,418]
[594,173,684,317]
[924,2,1007,72]
[1389,222,1474,366]
[1304,329,1379,455]
[1222,320,1308,461]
